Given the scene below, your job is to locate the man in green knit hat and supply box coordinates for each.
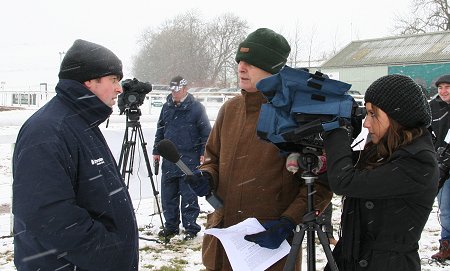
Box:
[185,28,332,271]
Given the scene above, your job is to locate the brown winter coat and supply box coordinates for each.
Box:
[200,90,332,271]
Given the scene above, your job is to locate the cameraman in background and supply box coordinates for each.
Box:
[322,74,438,271]
[152,76,211,241]
[12,39,138,270]
[430,74,450,261]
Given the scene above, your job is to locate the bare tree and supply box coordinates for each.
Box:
[394,0,449,34]
[306,26,317,68]
[205,13,248,87]
[132,11,248,87]
[287,22,302,68]
[132,10,212,85]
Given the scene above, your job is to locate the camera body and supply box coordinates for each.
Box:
[118,78,152,117]
[256,66,364,153]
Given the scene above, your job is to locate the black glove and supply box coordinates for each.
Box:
[185,169,212,197]
[244,217,295,249]
[438,163,450,190]
[436,146,450,190]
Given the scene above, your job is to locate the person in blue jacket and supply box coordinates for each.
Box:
[152,75,211,241]
[12,39,139,271]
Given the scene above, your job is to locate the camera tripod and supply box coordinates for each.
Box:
[118,107,164,243]
[284,153,338,271]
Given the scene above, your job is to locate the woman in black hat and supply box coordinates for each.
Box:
[323,74,439,271]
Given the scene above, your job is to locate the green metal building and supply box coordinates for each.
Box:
[320,31,450,98]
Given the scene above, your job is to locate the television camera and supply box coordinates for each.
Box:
[118,78,152,120]
[256,66,366,271]
[116,78,165,243]
[256,66,365,155]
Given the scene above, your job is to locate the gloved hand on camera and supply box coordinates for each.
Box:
[436,146,450,190]
[286,152,327,175]
[244,217,295,249]
[185,169,212,197]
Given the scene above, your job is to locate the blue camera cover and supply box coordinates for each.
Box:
[256,66,355,145]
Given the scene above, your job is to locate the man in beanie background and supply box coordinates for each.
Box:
[429,74,450,261]
[152,75,211,242]
[12,39,139,270]
[322,74,438,271]
[184,28,332,270]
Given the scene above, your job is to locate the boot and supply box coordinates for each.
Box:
[432,239,450,262]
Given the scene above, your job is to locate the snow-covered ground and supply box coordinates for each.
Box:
[0,105,448,270]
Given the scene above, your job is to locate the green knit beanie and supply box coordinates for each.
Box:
[235,28,291,74]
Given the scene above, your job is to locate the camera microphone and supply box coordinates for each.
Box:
[154,159,159,176]
[156,139,193,175]
[156,139,223,209]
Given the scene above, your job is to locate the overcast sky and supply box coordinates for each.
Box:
[0,0,412,89]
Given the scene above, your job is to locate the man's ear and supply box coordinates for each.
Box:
[83,79,93,89]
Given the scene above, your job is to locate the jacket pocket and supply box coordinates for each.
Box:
[202,211,224,270]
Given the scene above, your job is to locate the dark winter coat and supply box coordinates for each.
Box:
[323,128,438,271]
[152,93,211,177]
[199,90,333,271]
[12,79,139,271]
[430,96,450,149]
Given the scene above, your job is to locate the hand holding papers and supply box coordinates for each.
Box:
[204,217,291,271]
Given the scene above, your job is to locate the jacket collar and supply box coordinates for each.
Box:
[55,79,112,127]
[166,92,195,108]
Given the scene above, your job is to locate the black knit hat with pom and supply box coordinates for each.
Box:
[364,74,431,128]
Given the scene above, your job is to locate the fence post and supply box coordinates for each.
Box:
[10,143,14,237]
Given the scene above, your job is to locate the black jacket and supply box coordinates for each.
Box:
[12,79,139,271]
[430,96,450,149]
[323,128,438,271]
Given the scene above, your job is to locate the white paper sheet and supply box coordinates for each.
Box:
[205,217,291,271]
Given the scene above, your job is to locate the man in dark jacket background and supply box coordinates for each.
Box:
[12,39,139,270]
[152,76,211,241]
[430,74,450,261]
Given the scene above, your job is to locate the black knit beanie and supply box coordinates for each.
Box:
[365,74,431,128]
[235,28,291,74]
[58,39,123,83]
[436,74,450,87]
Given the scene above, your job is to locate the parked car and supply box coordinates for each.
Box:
[151,100,164,107]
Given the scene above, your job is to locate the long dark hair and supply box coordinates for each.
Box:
[358,105,424,169]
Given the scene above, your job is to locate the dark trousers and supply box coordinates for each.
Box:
[161,175,201,234]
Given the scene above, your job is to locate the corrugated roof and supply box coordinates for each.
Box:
[321,31,450,68]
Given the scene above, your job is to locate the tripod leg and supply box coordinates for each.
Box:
[314,224,339,271]
[119,125,137,188]
[307,227,316,271]
[284,224,306,271]
[136,125,165,237]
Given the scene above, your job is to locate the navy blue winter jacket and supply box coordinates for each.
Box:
[152,93,211,178]
[12,79,139,271]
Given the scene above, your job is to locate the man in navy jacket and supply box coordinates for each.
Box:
[152,76,211,241]
[12,39,139,270]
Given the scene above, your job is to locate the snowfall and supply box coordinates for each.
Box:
[0,101,448,271]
